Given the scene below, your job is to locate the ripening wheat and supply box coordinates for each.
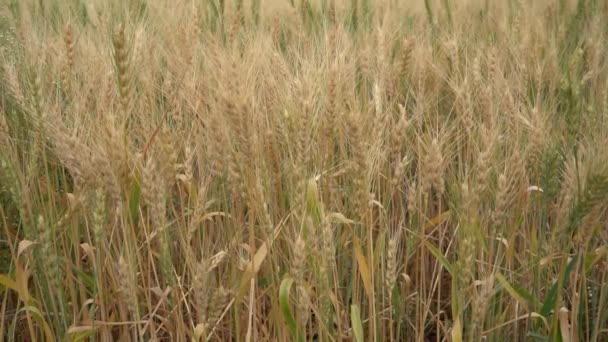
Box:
[0,0,607,341]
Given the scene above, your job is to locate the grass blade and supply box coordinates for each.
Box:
[540,255,577,318]
[279,277,302,341]
[496,273,540,309]
[421,239,453,275]
[351,304,364,342]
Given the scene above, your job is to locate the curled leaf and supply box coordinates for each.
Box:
[18,240,36,258]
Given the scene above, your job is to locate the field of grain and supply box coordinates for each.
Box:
[0,0,607,341]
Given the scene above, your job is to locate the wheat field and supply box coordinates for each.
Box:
[0,0,607,341]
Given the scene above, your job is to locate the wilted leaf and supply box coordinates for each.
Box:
[353,237,372,296]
